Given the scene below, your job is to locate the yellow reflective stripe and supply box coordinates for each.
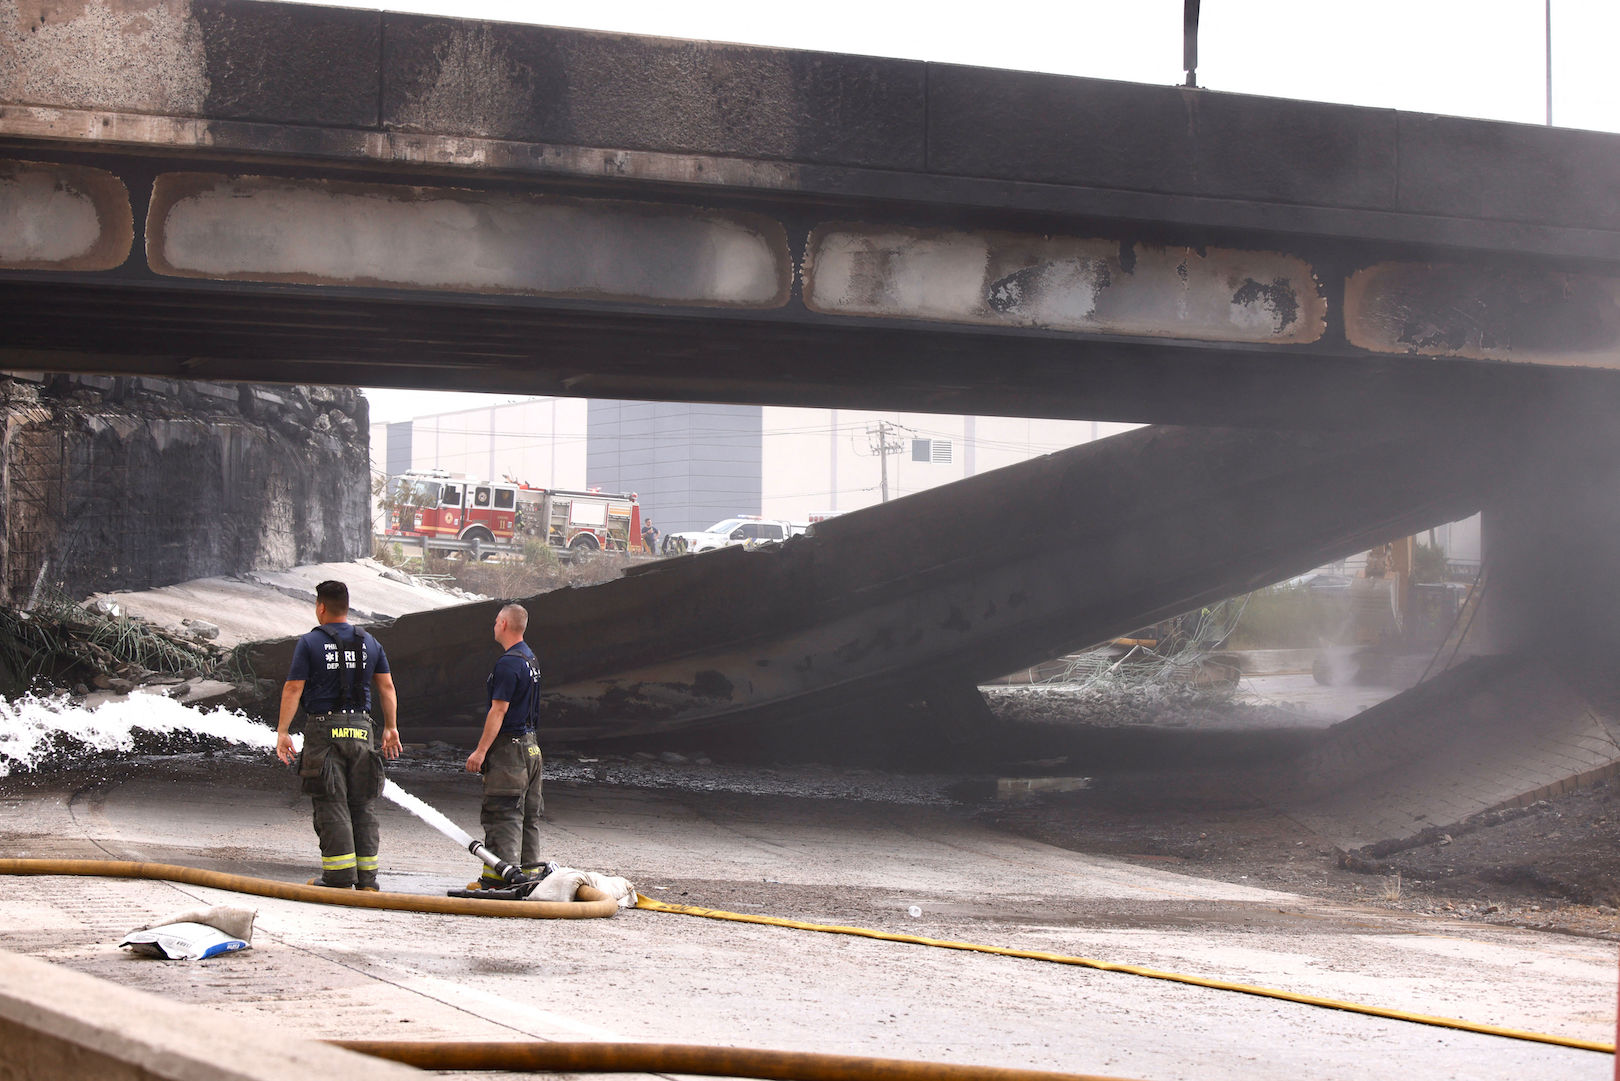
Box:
[321,854,357,869]
[356,856,379,870]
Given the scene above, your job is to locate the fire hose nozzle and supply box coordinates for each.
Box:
[466,840,526,884]
[449,842,557,900]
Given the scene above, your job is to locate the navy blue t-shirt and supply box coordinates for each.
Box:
[487,641,541,736]
[287,622,390,714]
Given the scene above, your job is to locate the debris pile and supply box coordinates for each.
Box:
[0,589,254,705]
[1033,597,1250,692]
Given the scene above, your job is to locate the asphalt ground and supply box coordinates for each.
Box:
[0,749,1613,1081]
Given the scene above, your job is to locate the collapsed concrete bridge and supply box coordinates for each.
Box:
[247,419,1514,742]
[7,1,1620,747]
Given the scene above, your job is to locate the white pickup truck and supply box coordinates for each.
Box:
[665,516,808,555]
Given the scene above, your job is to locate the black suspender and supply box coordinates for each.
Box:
[315,625,367,713]
[526,655,542,731]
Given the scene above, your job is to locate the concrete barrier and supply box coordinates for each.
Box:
[0,948,420,1081]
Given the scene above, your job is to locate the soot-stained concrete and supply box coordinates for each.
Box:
[1,373,369,606]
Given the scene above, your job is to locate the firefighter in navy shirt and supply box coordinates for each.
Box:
[465,602,547,887]
[275,580,402,890]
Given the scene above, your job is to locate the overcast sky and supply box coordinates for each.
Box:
[353,0,1612,422]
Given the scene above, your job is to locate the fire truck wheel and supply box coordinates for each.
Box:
[463,528,496,561]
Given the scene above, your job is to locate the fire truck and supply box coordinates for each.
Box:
[384,470,645,555]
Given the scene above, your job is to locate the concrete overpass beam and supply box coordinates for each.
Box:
[0,160,131,271]
[1347,261,1620,367]
[146,173,792,307]
[804,224,1326,344]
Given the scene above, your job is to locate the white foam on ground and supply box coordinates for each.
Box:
[0,692,293,777]
[0,693,482,855]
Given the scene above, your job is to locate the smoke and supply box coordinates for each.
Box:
[0,692,296,777]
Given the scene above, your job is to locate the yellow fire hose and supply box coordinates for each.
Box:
[332,1040,1147,1081]
[0,859,619,918]
[0,859,1610,1063]
[632,895,1615,1056]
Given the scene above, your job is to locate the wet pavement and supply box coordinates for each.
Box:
[0,750,1612,1081]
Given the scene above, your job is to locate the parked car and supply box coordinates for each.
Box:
[665,516,806,555]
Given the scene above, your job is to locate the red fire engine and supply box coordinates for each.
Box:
[385,470,644,554]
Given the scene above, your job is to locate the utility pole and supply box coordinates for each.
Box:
[1183,0,1200,88]
[867,420,907,503]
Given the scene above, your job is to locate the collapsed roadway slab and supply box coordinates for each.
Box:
[249,421,1512,742]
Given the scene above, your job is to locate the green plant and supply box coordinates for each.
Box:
[1224,586,1332,650]
[1381,872,1403,903]
[0,590,230,696]
[522,537,558,568]
[1412,542,1448,583]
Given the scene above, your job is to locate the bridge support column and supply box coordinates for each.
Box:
[1482,425,1620,673]
[923,681,998,747]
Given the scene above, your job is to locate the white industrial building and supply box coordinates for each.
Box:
[370,397,1480,562]
[371,397,1136,535]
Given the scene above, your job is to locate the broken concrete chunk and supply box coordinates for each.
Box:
[174,680,238,706]
[181,619,221,640]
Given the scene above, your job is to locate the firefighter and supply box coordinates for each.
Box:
[275,580,402,890]
[464,602,548,888]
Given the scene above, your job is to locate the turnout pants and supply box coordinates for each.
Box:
[299,714,386,888]
[479,731,545,885]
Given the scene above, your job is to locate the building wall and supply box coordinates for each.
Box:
[758,408,1126,523]
[587,401,763,535]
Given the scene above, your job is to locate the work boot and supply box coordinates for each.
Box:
[306,877,351,888]
[355,883,380,892]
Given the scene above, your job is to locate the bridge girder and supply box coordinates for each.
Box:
[2,1,1620,426]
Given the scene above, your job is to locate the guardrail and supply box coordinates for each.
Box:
[373,534,648,564]
[374,534,590,562]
